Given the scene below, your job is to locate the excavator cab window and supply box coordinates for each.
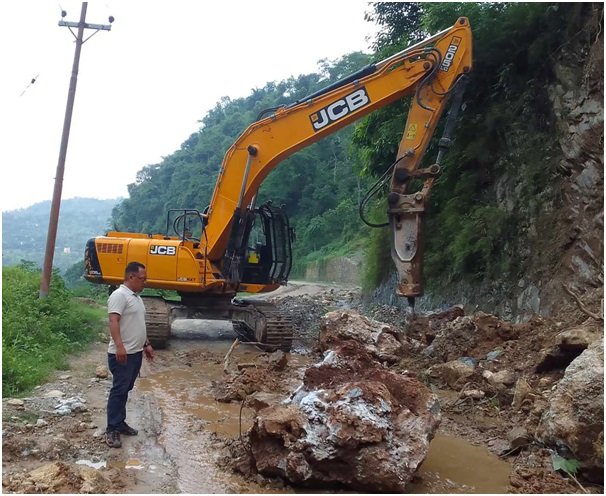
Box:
[166,209,205,244]
[241,203,293,285]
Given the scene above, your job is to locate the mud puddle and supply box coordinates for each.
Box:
[124,338,512,493]
[409,435,511,493]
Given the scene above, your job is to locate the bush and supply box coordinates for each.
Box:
[2,263,103,396]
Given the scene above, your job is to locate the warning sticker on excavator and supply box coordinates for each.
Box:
[406,123,418,140]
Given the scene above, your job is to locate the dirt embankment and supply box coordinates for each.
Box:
[2,282,603,494]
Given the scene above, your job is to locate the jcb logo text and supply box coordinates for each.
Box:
[150,245,176,256]
[310,88,370,132]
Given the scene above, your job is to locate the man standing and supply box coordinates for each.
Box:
[105,261,154,448]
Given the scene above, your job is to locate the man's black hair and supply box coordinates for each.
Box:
[124,261,146,278]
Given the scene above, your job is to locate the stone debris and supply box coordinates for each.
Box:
[267,350,288,371]
[54,397,88,416]
[7,399,25,407]
[486,369,517,388]
[3,461,111,494]
[556,325,600,351]
[511,378,533,410]
[428,359,475,389]
[538,338,604,481]
[246,392,285,412]
[507,426,531,451]
[425,312,521,363]
[318,310,407,363]
[408,305,465,344]
[44,390,65,399]
[95,366,109,379]
[247,310,440,492]
[459,389,485,400]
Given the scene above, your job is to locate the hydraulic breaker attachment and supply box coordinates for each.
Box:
[389,75,469,303]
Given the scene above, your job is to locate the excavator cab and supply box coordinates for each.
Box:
[166,203,293,288]
[224,201,293,288]
[241,203,293,285]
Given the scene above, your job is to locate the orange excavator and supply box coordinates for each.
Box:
[85,18,473,350]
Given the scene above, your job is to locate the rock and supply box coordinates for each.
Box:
[507,426,530,451]
[487,438,510,456]
[7,399,25,407]
[54,397,87,415]
[556,325,600,351]
[268,351,288,371]
[425,312,512,363]
[25,462,110,493]
[95,365,109,379]
[249,339,440,492]
[517,285,540,314]
[486,349,504,361]
[58,374,72,380]
[428,359,475,389]
[43,390,65,399]
[512,378,533,409]
[35,419,48,427]
[319,310,405,363]
[459,356,477,367]
[538,338,604,480]
[247,392,285,412]
[486,369,516,388]
[411,305,464,343]
[460,389,485,400]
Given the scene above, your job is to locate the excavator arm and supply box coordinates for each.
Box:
[205,18,472,298]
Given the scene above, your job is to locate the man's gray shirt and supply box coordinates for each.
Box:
[107,284,147,354]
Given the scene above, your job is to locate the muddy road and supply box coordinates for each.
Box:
[2,282,602,493]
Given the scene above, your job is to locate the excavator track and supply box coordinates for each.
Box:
[232,300,293,352]
[141,296,171,349]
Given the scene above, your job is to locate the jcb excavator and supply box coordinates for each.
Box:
[84,18,472,350]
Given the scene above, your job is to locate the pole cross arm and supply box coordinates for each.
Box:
[58,20,112,30]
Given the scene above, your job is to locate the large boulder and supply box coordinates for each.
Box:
[249,314,440,492]
[318,310,406,363]
[538,338,604,481]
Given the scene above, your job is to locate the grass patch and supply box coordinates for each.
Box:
[2,263,104,397]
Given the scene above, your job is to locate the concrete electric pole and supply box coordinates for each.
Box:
[39,2,113,298]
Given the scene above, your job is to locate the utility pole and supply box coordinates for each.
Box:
[39,2,113,298]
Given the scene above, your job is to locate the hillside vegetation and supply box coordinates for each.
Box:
[110,3,602,311]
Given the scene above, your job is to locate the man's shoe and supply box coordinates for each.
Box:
[105,430,122,448]
[119,422,138,436]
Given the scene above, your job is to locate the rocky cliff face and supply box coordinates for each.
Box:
[372,9,603,321]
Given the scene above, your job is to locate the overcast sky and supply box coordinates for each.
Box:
[1,1,378,212]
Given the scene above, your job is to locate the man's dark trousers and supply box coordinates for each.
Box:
[106,351,143,432]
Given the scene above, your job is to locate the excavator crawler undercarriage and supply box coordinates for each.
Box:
[141,295,293,352]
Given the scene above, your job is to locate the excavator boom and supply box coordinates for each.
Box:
[205,18,472,274]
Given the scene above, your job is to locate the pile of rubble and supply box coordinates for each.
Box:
[406,306,604,483]
[233,310,441,491]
